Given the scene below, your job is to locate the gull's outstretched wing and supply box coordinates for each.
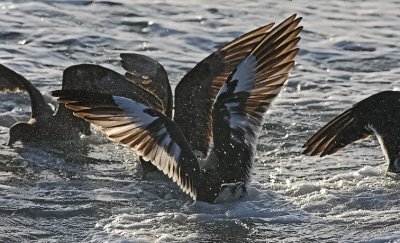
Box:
[174,14,299,155]
[60,64,164,113]
[0,64,53,118]
[120,53,173,118]
[211,15,302,183]
[55,64,166,136]
[53,89,200,200]
[303,91,400,161]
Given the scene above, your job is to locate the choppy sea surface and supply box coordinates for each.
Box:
[0,0,400,242]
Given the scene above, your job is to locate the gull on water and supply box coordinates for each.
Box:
[303,91,400,174]
[0,56,164,146]
[53,14,302,203]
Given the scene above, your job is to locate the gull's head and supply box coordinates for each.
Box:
[214,182,247,204]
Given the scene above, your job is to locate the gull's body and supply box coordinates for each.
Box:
[54,15,302,203]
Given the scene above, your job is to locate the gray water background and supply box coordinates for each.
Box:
[0,0,400,242]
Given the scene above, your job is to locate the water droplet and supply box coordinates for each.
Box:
[17,39,27,45]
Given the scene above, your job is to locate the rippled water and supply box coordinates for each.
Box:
[1,0,400,242]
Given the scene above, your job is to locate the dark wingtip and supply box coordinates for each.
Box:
[119,53,131,61]
[302,146,327,158]
[309,149,321,156]
[293,16,302,25]
[120,53,135,59]
[289,13,297,19]
[51,89,64,97]
[320,149,332,158]
[297,26,304,33]
[302,147,313,156]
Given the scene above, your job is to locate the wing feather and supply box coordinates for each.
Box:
[211,15,302,184]
[302,92,400,157]
[53,89,200,200]
[174,17,286,155]
[0,64,53,118]
[120,53,173,118]
[61,64,164,114]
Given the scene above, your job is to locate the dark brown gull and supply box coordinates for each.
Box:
[0,60,163,146]
[53,15,302,203]
[303,91,400,173]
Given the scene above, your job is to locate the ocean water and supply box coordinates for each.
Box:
[1,0,400,242]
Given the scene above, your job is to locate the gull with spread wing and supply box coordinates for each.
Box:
[303,91,400,173]
[53,15,302,203]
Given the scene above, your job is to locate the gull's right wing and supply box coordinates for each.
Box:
[56,64,167,136]
[53,89,200,200]
[120,53,173,118]
[61,64,165,113]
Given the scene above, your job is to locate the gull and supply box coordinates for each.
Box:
[53,14,302,203]
[303,91,400,173]
[0,58,163,146]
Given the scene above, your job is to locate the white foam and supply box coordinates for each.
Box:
[94,186,310,242]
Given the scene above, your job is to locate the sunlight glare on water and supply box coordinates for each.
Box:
[0,0,400,242]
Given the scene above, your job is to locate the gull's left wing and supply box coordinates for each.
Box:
[211,15,302,184]
[174,14,300,156]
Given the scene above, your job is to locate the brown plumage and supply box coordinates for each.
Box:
[303,91,400,173]
[53,15,302,202]
[1,59,164,146]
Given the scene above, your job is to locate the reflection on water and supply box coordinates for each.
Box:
[1,0,400,242]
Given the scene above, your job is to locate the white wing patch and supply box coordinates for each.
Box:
[231,55,257,93]
[210,15,301,184]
